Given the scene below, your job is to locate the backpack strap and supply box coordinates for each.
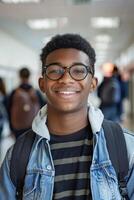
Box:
[10,129,36,200]
[102,119,129,198]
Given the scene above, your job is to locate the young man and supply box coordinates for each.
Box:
[0,34,134,199]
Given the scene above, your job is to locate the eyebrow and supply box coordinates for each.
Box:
[45,62,89,68]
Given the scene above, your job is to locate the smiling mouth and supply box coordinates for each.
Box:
[54,86,80,93]
[54,90,80,99]
[57,91,79,94]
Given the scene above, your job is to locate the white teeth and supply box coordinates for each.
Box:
[58,91,76,94]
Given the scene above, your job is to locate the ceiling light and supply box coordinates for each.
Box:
[96,50,107,55]
[96,54,107,59]
[67,0,91,5]
[27,17,68,30]
[95,43,109,50]
[27,19,57,30]
[1,0,39,3]
[97,54,107,59]
[95,34,112,43]
[91,17,120,28]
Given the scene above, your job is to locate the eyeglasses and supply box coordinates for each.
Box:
[43,63,93,81]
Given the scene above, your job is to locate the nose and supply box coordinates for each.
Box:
[58,68,75,83]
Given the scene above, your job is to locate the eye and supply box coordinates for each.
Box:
[72,65,87,74]
[49,69,63,75]
[48,69,59,74]
[75,69,85,74]
[47,65,63,75]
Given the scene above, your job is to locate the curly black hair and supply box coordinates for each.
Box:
[40,33,96,76]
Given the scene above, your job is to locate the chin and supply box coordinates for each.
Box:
[54,103,85,114]
[47,98,86,113]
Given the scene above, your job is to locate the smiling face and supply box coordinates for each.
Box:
[39,48,97,115]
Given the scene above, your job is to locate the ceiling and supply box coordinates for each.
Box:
[0,0,134,68]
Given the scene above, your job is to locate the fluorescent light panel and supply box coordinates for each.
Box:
[28,19,57,30]
[95,34,112,43]
[95,43,109,50]
[27,17,68,30]
[97,54,107,58]
[1,0,39,3]
[67,0,91,5]
[91,17,120,28]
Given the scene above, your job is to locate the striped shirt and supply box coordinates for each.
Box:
[50,124,93,200]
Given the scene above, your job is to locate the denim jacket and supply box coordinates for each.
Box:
[0,105,134,200]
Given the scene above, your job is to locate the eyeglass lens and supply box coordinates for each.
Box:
[45,64,91,81]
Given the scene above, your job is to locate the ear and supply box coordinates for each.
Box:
[38,77,46,93]
[90,77,98,92]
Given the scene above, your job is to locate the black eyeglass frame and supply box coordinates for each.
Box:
[43,62,94,81]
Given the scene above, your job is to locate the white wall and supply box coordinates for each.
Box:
[0,29,40,90]
[116,43,134,68]
[0,29,39,71]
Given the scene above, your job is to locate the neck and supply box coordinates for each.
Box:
[47,107,88,135]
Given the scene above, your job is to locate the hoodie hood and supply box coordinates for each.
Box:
[32,104,104,140]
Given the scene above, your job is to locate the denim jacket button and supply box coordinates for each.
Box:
[46,165,52,170]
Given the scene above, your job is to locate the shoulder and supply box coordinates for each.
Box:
[0,131,39,175]
[4,130,39,162]
[8,89,18,100]
[123,128,134,169]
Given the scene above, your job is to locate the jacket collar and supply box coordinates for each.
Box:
[32,104,104,140]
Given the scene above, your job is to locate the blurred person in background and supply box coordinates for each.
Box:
[97,62,121,121]
[7,67,46,139]
[0,77,8,158]
[112,65,129,122]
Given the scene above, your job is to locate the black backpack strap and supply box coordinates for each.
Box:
[102,119,129,199]
[10,129,36,200]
